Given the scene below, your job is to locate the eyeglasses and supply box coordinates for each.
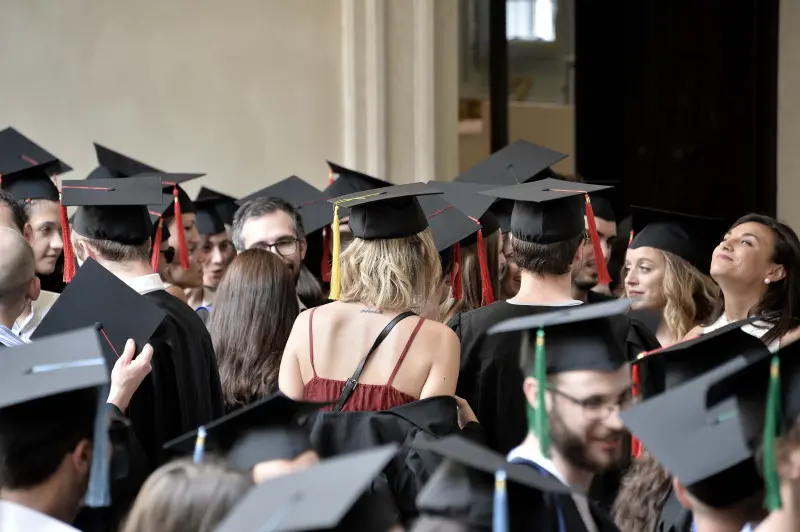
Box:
[256,238,300,257]
[544,385,633,421]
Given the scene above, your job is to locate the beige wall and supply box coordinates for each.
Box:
[0,0,343,196]
[779,0,800,229]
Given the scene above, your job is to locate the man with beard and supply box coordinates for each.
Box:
[493,299,634,532]
[571,194,618,304]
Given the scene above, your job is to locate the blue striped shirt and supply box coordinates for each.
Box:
[0,324,27,347]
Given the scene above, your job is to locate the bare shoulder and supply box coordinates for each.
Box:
[683,325,704,341]
[418,319,460,350]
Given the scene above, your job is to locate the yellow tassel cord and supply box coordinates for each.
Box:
[329,205,342,300]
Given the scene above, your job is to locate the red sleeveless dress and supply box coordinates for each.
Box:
[302,307,424,412]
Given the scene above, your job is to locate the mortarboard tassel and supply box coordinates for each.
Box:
[451,242,463,300]
[321,225,332,283]
[193,426,207,464]
[629,229,635,246]
[493,470,509,532]
[172,185,190,270]
[476,229,496,306]
[763,355,783,511]
[631,357,643,458]
[329,205,342,300]
[584,194,612,285]
[328,169,335,186]
[58,189,76,283]
[151,218,163,273]
[533,327,550,457]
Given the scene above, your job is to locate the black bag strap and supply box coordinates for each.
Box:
[332,311,417,412]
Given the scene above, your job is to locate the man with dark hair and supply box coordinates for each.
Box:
[0,189,32,240]
[571,195,618,304]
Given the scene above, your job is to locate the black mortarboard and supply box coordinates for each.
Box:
[163,393,326,469]
[0,327,108,410]
[194,198,227,236]
[482,181,610,244]
[325,161,391,198]
[621,368,765,508]
[32,258,167,371]
[329,182,441,240]
[93,143,161,177]
[214,445,398,532]
[428,181,501,240]
[195,187,238,225]
[0,127,71,202]
[236,176,332,235]
[454,140,567,186]
[144,173,204,218]
[488,297,631,375]
[584,181,622,222]
[631,317,770,397]
[417,435,569,531]
[629,207,730,274]
[62,175,164,245]
[418,195,479,253]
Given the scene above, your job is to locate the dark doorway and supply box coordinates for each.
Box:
[575,0,779,220]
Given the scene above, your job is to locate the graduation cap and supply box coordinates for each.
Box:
[621,369,766,509]
[488,298,633,458]
[163,393,327,469]
[417,435,570,531]
[418,195,480,302]
[144,173,204,271]
[629,207,730,274]
[213,444,398,532]
[499,177,614,284]
[93,143,161,177]
[424,181,498,305]
[194,198,227,236]
[0,326,113,508]
[236,175,332,236]
[32,258,167,371]
[327,182,443,299]
[195,186,238,225]
[454,140,566,187]
[704,340,800,511]
[324,161,391,199]
[0,127,72,202]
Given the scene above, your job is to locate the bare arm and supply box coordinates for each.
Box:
[419,324,461,399]
[279,312,310,400]
[682,325,704,341]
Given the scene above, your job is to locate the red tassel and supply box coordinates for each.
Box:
[631,362,643,458]
[476,230,495,306]
[584,194,612,285]
[451,242,462,300]
[328,169,335,186]
[321,225,332,283]
[172,185,190,269]
[59,200,76,283]
[629,229,635,247]
[151,219,163,273]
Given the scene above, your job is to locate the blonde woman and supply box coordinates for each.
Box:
[624,207,724,347]
[279,184,460,412]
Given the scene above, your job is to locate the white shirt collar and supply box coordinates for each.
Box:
[120,274,167,295]
[0,500,78,532]
[13,291,60,341]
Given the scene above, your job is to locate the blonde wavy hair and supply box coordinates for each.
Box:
[661,250,720,340]
[338,228,441,314]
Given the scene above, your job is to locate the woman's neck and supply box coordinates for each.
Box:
[511,271,576,305]
[720,285,765,322]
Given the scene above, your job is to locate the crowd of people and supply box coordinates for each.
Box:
[1,127,800,531]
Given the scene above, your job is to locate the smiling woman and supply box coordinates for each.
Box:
[23,199,65,276]
[700,214,800,348]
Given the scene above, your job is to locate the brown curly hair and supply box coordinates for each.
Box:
[661,250,720,340]
[613,452,674,532]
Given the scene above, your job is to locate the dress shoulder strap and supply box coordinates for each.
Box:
[387,317,425,387]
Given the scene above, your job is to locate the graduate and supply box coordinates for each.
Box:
[448,179,659,455]
[0,128,71,332]
[188,195,236,308]
[58,175,224,469]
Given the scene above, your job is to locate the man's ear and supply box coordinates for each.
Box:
[299,238,307,261]
[28,276,41,303]
[22,223,34,246]
[672,477,693,510]
[523,376,540,410]
[70,438,93,479]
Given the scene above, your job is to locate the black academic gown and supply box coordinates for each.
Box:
[127,290,225,470]
[303,396,461,528]
[510,458,621,532]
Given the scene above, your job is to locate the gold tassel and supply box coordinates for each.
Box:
[329,205,341,300]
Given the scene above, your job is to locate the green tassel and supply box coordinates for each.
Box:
[763,354,783,511]
[534,327,550,458]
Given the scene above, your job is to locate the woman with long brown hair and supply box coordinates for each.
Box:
[207,249,299,412]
